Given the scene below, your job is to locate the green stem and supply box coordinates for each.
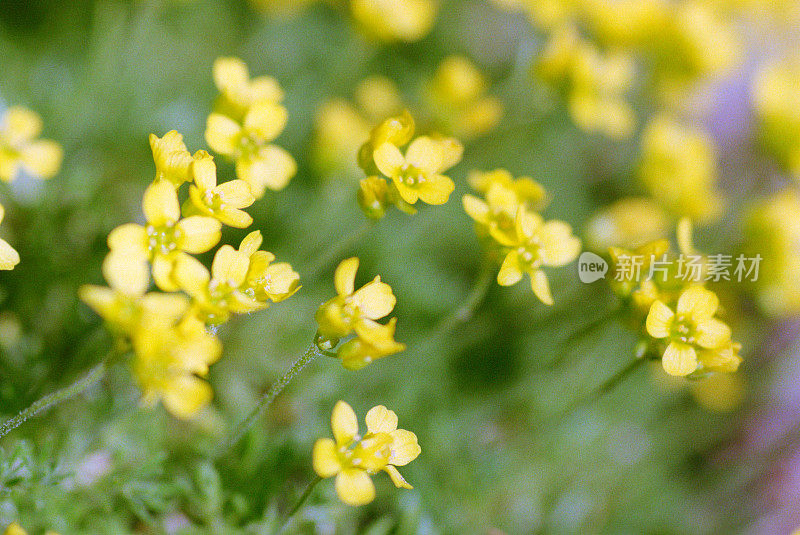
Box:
[431,258,494,337]
[278,475,323,532]
[0,361,107,440]
[305,220,374,279]
[218,344,324,456]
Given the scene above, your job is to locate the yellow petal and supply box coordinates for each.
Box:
[205,113,242,156]
[373,142,405,178]
[143,180,180,226]
[239,230,263,256]
[160,375,213,420]
[416,174,455,205]
[4,106,42,141]
[365,405,398,434]
[392,180,420,204]
[312,438,342,478]
[515,207,543,239]
[213,56,249,95]
[235,145,296,196]
[139,293,189,324]
[388,429,421,466]
[406,136,443,175]
[78,285,116,318]
[335,469,375,506]
[191,153,217,190]
[217,207,254,229]
[216,179,255,208]
[107,223,148,257]
[352,277,396,320]
[695,318,732,348]
[530,269,554,305]
[646,300,674,339]
[462,195,490,224]
[151,253,181,292]
[102,252,149,297]
[175,216,222,254]
[331,400,359,445]
[0,238,20,270]
[497,252,523,286]
[243,101,288,142]
[662,341,698,376]
[383,465,412,489]
[172,253,211,297]
[20,140,62,178]
[3,521,29,535]
[334,257,359,296]
[538,221,581,266]
[676,285,718,320]
[211,245,249,287]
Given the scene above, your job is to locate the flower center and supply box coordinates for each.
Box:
[146,221,180,256]
[203,189,227,211]
[671,315,696,344]
[399,163,426,187]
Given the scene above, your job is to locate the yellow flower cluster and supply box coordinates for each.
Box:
[350,0,438,43]
[3,523,58,535]
[424,56,504,140]
[463,169,580,305]
[753,58,800,178]
[0,106,62,183]
[315,258,404,370]
[205,57,297,198]
[638,114,725,223]
[81,128,299,418]
[313,401,420,505]
[535,24,636,139]
[357,112,462,219]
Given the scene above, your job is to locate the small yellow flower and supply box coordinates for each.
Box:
[350,0,438,42]
[373,136,462,206]
[132,316,221,419]
[312,100,371,176]
[211,56,284,122]
[354,76,404,123]
[337,317,406,371]
[315,257,397,340]
[184,150,255,228]
[149,130,195,187]
[495,208,582,305]
[645,286,735,376]
[0,106,62,182]
[358,111,416,175]
[79,252,189,335]
[0,204,20,270]
[107,180,222,291]
[313,401,421,506]
[239,230,301,303]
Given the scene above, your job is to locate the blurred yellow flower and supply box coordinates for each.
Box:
[753,58,800,177]
[211,56,284,121]
[494,208,581,305]
[313,401,420,506]
[3,523,59,535]
[646,285,739,376]
[185,150,255,228]
[0,106,62,182]
[350,0,438,42]
[585,197,670,252]
[0,204,20,270]
[107,180,222,291]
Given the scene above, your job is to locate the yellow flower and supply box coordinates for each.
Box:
[149,130,195,187]
[107,180,222,291]
[337,317,406,371]
[0,106,62,182]
[211,56,284,122]
[312,100,371,176]
[79,252,189,335]
[173,231,299,324]
[0,204,20,270]
[354,76,404,123]
[315,257,397,340]
[132,317,221,419]
[752,58,800,177]
[373,136,462,206]
[2,524,56,535]
[585,197,669,252]
[205,101,297,197]
[313,401,421,506]
[350,0,438,42]
[495,208,581,305]
[358,111,416,175]
[185,150,255,228]
[645,286,735,376]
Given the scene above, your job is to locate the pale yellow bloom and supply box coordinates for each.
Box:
[0,106,62,182]
[149,130,195,187]
[350,0,438,42]
[211,56,284,121]
[0,204,20,270]
[753,58,800,177]
[313,401,420,506]
[585,197,669,252]
[185,150,255,228]
[354,76,404,123]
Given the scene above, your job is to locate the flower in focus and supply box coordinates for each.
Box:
[206,57,297,197]
[350,0,438,42]
[494,208,582,305]
[646,285,740,376]
[107,181,222,291]
[184,150,255,228]
[313,401,420,505]
[0,204,20,270]
[0,106,62,182]
[149,130,195,187]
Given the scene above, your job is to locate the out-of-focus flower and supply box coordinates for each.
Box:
[210,56,284,122]
[107,181,222,291]
[3,523,59,535]
[646,285,740,376]
[0,204,20,270]
[585,197,670,252]
[691,372,746,412]
[350,0,439,42]
[0,106,62,182]
[494,208,582,305]
[184,151,255,228]
[425,56,504,139]
[354,76,404,123]
[639,114,725,222]
[753,58,800,178]
[313,100,371,176]
[313,401,420,505]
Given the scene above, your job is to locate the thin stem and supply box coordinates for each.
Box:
[278,475,323,532]
[305,220,374,279]
[218,344,324,457]
[0,361,107,440]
